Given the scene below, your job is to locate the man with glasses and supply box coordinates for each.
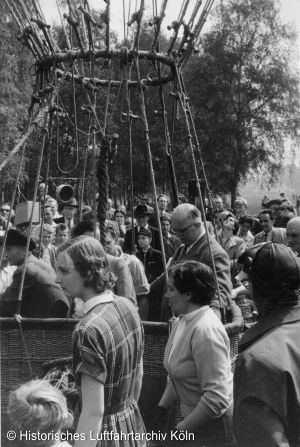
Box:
[156,203,233,320]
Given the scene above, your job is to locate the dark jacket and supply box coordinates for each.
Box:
[0,254,69,318]
[234,305,300,447]
[163,233,182,262]
[123,225,161,254]
[135,247,164,284]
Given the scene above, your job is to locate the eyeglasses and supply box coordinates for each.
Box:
[241,279,251,289]
[1,209,10,212]
[173,222,197,235]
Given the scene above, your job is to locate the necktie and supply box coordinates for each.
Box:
[263,232,268,242]
[179,245,188,260]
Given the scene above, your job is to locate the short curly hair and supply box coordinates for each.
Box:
[7,379,73,435]
[168,260,216,306]
[57,236,116,293]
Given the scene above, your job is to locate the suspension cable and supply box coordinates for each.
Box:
[174,64,224,317]
[135,55,168,284]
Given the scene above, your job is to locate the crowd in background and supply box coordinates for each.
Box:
[2,189,300,447]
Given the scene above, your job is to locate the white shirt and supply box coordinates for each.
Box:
[0,265,16,294]
[83,290,114,315]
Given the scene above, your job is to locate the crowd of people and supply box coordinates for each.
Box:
[2,189,300,446]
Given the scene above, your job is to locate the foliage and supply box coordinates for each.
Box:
[184,0,300,200]
[0,2,34,200]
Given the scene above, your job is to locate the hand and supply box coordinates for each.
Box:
[153,406,172,433]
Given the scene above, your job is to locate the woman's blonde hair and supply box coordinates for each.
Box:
[57,235,116,292]
[7,379,73,433]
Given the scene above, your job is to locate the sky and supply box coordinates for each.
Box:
[38,0,300,75]
[39,0,300,43]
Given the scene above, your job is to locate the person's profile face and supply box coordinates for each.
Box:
[105,232,117,255]
[61,206,76,219]
[5,245,25,266]
[172,216,200,245]
[56,230,69,245]
[158,197,167,210]
[44,208,53,224]
[138,235,151,250]
[136,215,148,228]
[239,222,251,235]
[56,251,85,298]
[259,213,273,233]
[286,222,300,255]
[162,220,170,234]
[165,275,189,316]
[115,212,125,224]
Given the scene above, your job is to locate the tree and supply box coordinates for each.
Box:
[184,0,300,202]
[0,2,34,200]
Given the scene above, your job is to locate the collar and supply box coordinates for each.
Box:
[186,228,206,252]
[137,224,149,231]
[83,290,114,315]
[239,305,300,352]
[181,305,209,322]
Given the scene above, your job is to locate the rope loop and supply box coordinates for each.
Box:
[120,46,129,68]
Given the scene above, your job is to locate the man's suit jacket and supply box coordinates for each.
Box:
[0,255,69,318]
[123,225,161,254]
[253,228,287,245]
[169,234,232,310]
[150,233,232,321]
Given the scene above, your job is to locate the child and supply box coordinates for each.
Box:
[7,379,73,446]
[135,228,164,283]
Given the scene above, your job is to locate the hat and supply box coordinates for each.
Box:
[161,215,171,222]
[63,198,78,208]
[138,194,148,201]
[137,228,152,238]
[239,242,300,290]
[5,229,36,251]
[134,205,151,218]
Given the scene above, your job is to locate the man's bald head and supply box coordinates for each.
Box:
[286,217,300,254]
[171,204,203,245]
[171,203,201,225]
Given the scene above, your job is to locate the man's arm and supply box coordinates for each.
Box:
[234,397,289,447]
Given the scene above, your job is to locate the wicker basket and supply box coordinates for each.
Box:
[0,318,168,445]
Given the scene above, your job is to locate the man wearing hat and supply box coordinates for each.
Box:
[234,242,300,446]
[60,198,78,231]
[0,229,69,318]
[123,204,161,254]
[136,194,154,214]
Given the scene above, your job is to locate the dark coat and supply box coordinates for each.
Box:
[163,233,182,261]
[123,225,161,254]
[135,247,164,284]
[0,254,69,318]
[234,306,300,447]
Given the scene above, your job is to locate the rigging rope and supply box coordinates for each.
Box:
[174,64,224,318]
[135,54,168,286]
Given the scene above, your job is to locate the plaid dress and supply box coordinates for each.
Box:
[73,294,147,447]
